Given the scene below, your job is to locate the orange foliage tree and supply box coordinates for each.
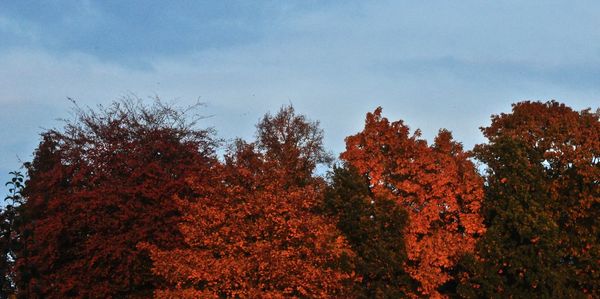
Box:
[144,106,354,298]
[341,107,485,297]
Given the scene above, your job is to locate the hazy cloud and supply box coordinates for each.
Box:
[1,1,599,193]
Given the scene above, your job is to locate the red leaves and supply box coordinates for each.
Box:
[16,101,596,297]
[15,99,216,298]
[342,108,485,297]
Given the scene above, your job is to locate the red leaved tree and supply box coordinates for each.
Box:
[341,107,485,298]
[144,106,354,298]
[15,99,217,298]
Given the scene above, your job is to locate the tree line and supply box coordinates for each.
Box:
[1,98,598,298]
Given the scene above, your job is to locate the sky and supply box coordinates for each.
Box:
[1,1,600,196]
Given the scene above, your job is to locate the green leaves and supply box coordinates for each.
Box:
[4,171,24,204]
[324,165,414,298]
[460,101,600,298]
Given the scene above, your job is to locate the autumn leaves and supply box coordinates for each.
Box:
[144,108,354,297]
[2,100,598,298]
[340,108,486,297]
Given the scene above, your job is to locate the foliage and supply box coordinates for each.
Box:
[4,171,25,205]
[144,106,354,298]
[458,101,600,298]
[5,98,597,298]
[14,98,217,298]
[341,107,486,298]
[324,165,416,298]
[0,171,25,298]
[255,105,333,186]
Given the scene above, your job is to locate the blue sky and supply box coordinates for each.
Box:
[1,1,600,195]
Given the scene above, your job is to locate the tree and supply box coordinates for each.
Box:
[341,107,486,298]
[144,106,354,298]
[255,105,333,186]
[324,165,416,298]
[0,171,25,298]
[459,101,600,297]
[15,98,217,298]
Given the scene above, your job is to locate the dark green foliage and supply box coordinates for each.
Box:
[459,138,570,297]
[324,165,416,298]
[457,101,600,298]
[0,171,25,298]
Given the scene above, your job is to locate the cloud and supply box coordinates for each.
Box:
[1,1,600,194]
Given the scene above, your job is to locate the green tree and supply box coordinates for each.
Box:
[458,101,600,298]
[0,171,25,298]
[324,165,416,298]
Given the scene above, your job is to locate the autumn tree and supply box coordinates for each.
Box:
[324,164,416,298]
[144,106,354,298]
[14,98,217,298]
[341,107,486,298]
[458,101,600,297]
[255,105,333,186]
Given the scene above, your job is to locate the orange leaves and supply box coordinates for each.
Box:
[146,107,354,298]
[341,107,485,297]
[147,167,354,297]
[10,100,598,297]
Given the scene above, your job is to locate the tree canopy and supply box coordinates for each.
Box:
[457,101,600,298]
[14,98,218,298]
[324,165,415,298]
[341,107,486,298]
[2,99,597,298]
[143,106,354,298]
